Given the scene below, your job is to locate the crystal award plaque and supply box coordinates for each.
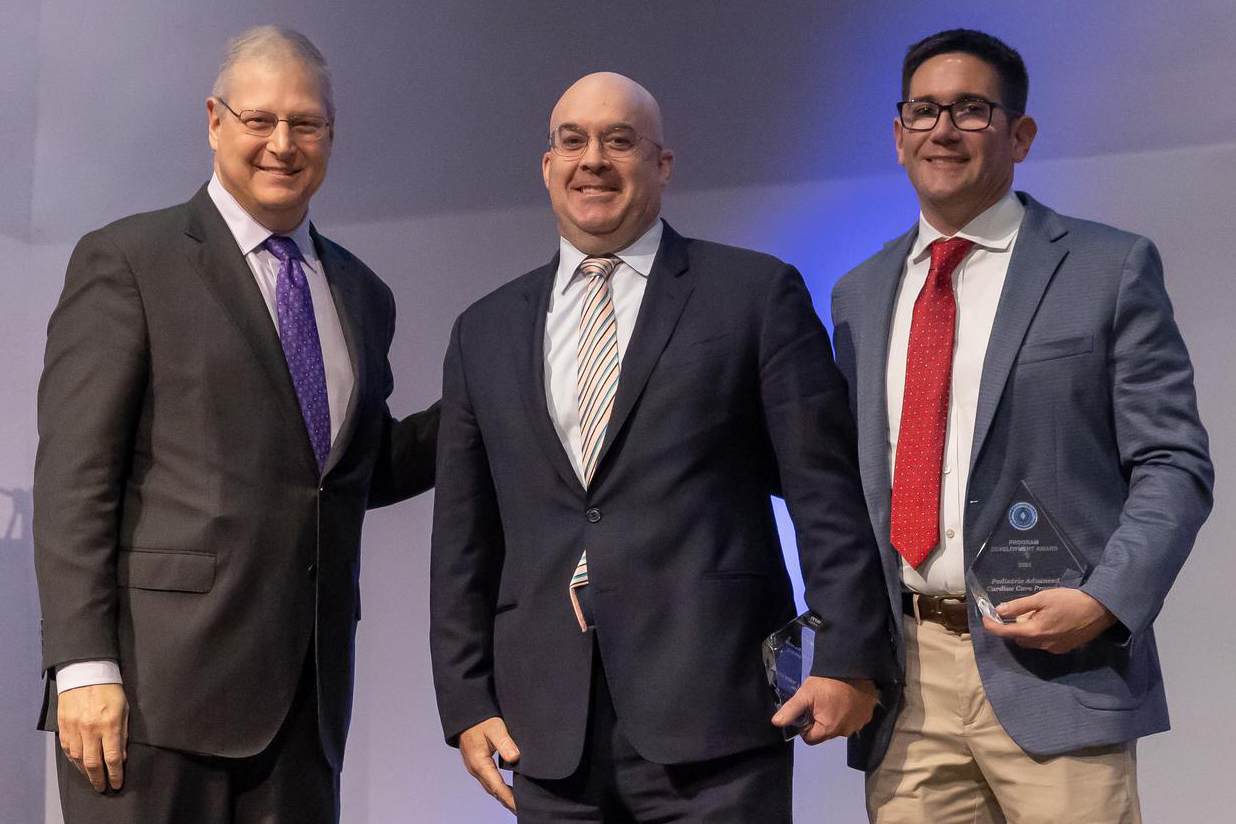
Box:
[762,611,821,739]
[967,481,1091,624]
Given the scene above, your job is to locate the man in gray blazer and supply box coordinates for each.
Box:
[34,26,437,823]
[830,29,1212,823]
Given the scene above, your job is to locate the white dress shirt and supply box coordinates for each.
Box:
[886,191,1025,596]
[544,219,662,481]
[56,175,355,693]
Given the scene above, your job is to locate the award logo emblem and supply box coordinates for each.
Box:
[1009,501,1037,530]
[967,481,1091,624]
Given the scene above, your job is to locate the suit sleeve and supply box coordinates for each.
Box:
[368,288,440,508]
[429,315,505,745]
[758,265,898,684]
[829,278,859,407]
[33,229,149,673]
[367,404,439,507]
[1079,237,1213,634]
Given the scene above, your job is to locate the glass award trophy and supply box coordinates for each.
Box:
[967,480,1091,623]
[762,612,821,739]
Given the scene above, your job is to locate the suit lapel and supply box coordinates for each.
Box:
[516,224,695,492]
[313,227,365,477]
[593,223,693,473]
[858,228,917,549]
[970,194,1069,472]
[515,256,586,495]
[181,186,318,476]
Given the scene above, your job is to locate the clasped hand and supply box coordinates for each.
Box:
[770,675,878,744]
[982,586,1117,654]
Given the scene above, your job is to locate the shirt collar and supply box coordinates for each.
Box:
[207,173,318,273]
[556,218,664,293]
[910,190,1025,263]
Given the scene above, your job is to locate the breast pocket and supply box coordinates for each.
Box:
[117,548,216,593]
[1018,333,1093,365]
[656,334,734,372]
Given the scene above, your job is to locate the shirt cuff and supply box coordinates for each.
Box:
[55,660,123,694]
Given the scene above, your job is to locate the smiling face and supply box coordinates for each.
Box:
[542,73,674,255]
[895,52,1036,234]
[207,55,333,232]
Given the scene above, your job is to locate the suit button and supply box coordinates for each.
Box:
[585,508,602,523]
[307,563,317,578]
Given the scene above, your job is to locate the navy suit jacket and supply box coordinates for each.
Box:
[431,222,896,779]
[831,193,1213,770]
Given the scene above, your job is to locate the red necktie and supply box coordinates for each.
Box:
[890,237,974,568]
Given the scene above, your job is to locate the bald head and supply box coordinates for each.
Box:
[550,72,665,146]
[542,72,674,255]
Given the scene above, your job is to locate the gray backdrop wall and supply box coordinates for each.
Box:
[2,1,1232,822]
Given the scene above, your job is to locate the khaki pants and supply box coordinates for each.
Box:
[867,616,1141,824]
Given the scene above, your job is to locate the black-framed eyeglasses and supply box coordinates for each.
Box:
[895,97,1021,132]
[215,98,331,141]
[547,125,661,159]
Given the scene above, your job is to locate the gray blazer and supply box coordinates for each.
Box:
[831,192,1213,770]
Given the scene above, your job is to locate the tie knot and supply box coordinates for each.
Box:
[264,235,303,264]
[928,237,974,277]
[577,255,620,282]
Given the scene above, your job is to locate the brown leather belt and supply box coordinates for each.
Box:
[902,591,970,634]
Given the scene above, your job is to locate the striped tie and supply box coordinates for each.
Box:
[569,255,620,631]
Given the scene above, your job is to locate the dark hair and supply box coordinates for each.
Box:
[902,29,1028,115]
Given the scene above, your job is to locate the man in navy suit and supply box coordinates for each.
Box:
[430,71,896,821]
[831,29,1212,823]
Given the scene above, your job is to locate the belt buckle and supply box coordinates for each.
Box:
[939,595,967,633]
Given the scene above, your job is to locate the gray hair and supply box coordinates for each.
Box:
[212,25,334,118]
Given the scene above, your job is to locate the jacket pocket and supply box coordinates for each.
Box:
[657,335,734,371]
[1064,637,1148,711]
[700,570,769,581]
[1018,333,1093,365]
[1067,676,1148,711]
[117,548,216,593]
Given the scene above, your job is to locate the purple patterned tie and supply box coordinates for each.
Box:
[264,235,331,474]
